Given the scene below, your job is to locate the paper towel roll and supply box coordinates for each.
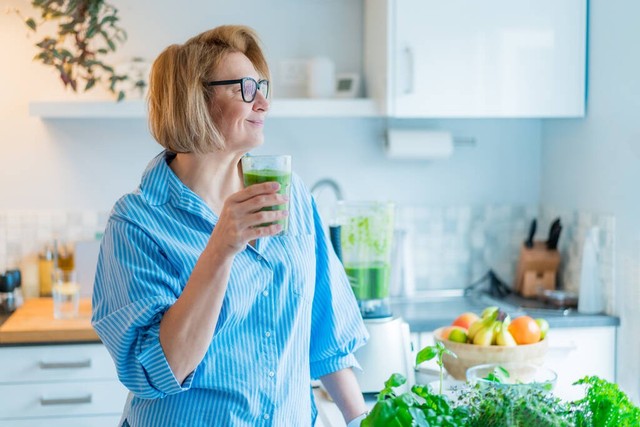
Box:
[385,130,454,159]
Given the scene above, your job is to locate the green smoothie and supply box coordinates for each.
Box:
[344,262,390,300]
[243,168,291,232]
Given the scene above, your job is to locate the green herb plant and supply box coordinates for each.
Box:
[361,342,470,426]
[569,376,640,427]
[416,341,456,395]
[15,0,128,100]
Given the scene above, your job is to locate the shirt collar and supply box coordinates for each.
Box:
[139,150,217,224]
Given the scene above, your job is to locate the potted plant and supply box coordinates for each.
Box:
[362,345,640,426]
[16,0,128,100]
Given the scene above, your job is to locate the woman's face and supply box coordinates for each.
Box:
[209,52,269,153]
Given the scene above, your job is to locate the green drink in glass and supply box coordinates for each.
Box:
[241,155,292,235]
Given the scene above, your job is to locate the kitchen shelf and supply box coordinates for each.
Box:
[29,98,380,119]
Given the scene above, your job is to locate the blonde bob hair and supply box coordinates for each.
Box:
[148,25,270,153]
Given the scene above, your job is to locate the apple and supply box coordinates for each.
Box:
[535,318,550,340]
[452,312,480,330]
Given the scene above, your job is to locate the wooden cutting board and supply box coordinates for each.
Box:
[0,298,100,345]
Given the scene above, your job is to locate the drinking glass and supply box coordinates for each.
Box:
[52,269,80,319]
[241,155,292,235]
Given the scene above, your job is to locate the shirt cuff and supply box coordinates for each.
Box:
[137,339,195,396]
[311,353,362,380]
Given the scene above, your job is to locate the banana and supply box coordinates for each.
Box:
[481,306,499,319]
[473,323,496,346]
[496,321,517,347]
[467,320,484,341]
[468,308,499,341]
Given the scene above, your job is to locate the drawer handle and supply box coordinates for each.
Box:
[40,394,92,406]
[39,359,92,369]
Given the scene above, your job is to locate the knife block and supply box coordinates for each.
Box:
[514,242,561,297]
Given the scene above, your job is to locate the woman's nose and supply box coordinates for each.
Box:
[253,90,269,112]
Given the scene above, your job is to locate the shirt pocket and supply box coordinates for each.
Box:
[276,233,316,303]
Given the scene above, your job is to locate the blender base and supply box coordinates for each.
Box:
[353,317,415,394]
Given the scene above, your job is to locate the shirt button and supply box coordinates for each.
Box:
[263,414,270,420]
[265,331,271,338]
[268,371,275,378]
[256,255,263,261]
[262,290,269,297]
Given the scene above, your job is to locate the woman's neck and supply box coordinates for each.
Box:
[169,152,244,214]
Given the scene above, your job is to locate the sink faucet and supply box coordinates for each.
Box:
[310,178,343,201]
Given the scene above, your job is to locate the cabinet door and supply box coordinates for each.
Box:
[544,327,616,401]
[392,0,586,117]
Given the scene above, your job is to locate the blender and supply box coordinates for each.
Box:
[331,201,414,394]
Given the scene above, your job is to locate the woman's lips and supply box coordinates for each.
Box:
[247,119,264,126]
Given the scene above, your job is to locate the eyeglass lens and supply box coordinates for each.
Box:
[242,78,269,102]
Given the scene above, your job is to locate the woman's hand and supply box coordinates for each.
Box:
[210,181,289,255]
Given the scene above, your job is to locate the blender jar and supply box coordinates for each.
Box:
[335,201,395,318]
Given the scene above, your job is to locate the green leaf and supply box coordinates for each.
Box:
[416,345,438,365]
[384,373,406,389]
[117,90,125,102]
[25,18,37,31]
[84,78,96,91]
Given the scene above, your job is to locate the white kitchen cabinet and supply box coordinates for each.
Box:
[0,343,127,426]
[365,0,586,118]
[544,326,616,402]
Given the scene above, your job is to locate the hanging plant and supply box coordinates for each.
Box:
[17,0,129,101]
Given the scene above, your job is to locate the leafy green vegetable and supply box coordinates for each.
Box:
[455,382,573,427]
[484,366,510,384]
[416,341,456,395]
[569,376,640,427]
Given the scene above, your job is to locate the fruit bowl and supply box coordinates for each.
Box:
[432,327,548,380]
[466,362,557,393]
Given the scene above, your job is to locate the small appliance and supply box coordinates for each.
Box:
[331,201,414,394]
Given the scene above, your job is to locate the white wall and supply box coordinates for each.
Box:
[540,1,640,402]
[0,0,541,211]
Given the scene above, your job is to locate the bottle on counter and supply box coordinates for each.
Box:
[19,254,39,300]
[38,243,56,297]
[57,242,75,274]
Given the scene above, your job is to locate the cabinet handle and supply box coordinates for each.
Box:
[404,46,414,94]
[40,394,92,406]
[39,359,92,369]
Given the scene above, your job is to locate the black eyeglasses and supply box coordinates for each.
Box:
[205,77,269,103]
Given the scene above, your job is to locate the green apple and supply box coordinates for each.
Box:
[535,318,550,340]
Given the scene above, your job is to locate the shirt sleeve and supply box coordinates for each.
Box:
[308,198,369,379]
[91,215,196,399]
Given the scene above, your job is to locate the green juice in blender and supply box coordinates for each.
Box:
[336,201,395,318]
[344,263,390,300]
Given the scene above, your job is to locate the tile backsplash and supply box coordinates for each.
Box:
[0,205,615,313]
[395,204,615,312]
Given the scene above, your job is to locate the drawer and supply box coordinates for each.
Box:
[0,344,116,383]
[3,415,122,427]
[0,379,127,419]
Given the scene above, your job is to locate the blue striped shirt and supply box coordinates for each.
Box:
[92,151,368,426]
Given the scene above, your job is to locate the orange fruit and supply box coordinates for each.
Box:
[508,315,542,345]
[451,312,480,330]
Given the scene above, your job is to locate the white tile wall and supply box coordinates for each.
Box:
[0,206,615,313]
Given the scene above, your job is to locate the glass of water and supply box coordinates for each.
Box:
[52,269,80,319]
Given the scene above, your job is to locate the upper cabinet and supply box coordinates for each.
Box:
[364,0,587,118]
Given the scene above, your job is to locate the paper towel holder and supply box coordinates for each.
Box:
[384,129,475,160]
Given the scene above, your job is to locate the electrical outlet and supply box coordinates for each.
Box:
[279,59,308,87]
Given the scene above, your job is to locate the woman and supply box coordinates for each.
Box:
[92,25,369,426]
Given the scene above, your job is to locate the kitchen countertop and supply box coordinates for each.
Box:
[0,298,100,345]
[0,292,619,347]
[391,291,620,333]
